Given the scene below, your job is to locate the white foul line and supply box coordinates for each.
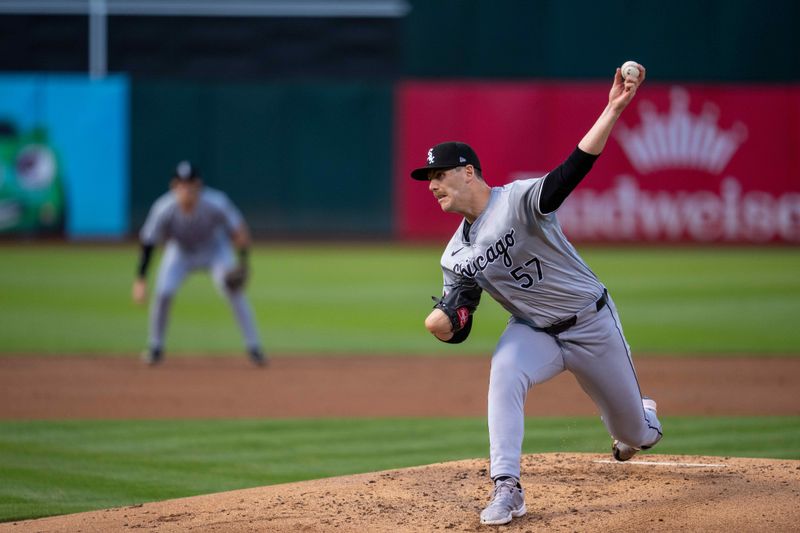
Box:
[593,460,728,468]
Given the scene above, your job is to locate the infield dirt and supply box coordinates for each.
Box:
[1,355,799,418]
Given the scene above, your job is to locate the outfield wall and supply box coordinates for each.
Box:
[0,75,129,239]
[6,78,798,243]
[130,81,394,238]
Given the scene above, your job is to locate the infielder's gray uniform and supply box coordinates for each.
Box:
[439,178,662,479]
[140,187,262,352]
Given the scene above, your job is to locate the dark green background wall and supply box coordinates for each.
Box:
[131,82,393,237]
[402,0,800,81]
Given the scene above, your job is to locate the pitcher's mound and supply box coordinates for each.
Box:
[8,453,800,532]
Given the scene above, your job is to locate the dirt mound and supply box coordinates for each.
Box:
[6,453,799,532]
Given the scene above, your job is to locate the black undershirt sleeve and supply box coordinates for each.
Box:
[442,315,473,344]
[538,146,599,214]
[136,243,154,279]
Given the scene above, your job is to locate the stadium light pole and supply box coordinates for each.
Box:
[88,0,107,79]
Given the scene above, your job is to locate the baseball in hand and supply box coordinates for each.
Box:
[621,61,640,81]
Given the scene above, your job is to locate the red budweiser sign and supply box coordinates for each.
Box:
[396,82,800,243]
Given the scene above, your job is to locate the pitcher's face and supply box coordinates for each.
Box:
[428,166,469,213]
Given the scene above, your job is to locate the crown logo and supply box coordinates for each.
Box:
[615,87,748,174]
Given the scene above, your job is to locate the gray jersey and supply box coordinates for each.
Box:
[440,177,604,327]
[140,187,243,252]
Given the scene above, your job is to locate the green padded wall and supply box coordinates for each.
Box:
[131,81,393,237]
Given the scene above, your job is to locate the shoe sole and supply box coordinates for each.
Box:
[480,503,527,525]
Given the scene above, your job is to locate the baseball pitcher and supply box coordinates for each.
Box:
[412,64,662,526]
[132,161,266,366]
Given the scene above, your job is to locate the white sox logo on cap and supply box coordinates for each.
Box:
[411,141,481,180]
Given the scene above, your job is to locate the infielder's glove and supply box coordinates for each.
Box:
[432,279,482,332]
[224,264,249,291]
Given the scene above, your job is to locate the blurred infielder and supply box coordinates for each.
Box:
[132,161,266,366]
[412,64,662,526]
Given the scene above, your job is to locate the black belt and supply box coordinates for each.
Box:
[541,289,608,336]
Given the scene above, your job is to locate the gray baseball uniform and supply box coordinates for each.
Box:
[140,187,262,352]
[440,177,662,479]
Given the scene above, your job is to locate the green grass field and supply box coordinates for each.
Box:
[1,244,799,355]
[1,243,798,523]
[1,416,798,522]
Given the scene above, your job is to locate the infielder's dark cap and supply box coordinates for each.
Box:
[173,160,200,181]
[410,141,481,181]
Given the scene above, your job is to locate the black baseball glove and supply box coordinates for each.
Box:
[224,264,249,291]
[432,279,482,333]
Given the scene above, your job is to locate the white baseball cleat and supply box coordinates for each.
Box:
[612,397,659,461]
[479,478,526,525]
[612,440,639,461]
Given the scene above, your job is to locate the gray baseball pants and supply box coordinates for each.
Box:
[488,293,662,479]
[149,241,262,351]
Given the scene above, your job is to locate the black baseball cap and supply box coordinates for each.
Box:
[410,141,481,180]
[173,160,200,181]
